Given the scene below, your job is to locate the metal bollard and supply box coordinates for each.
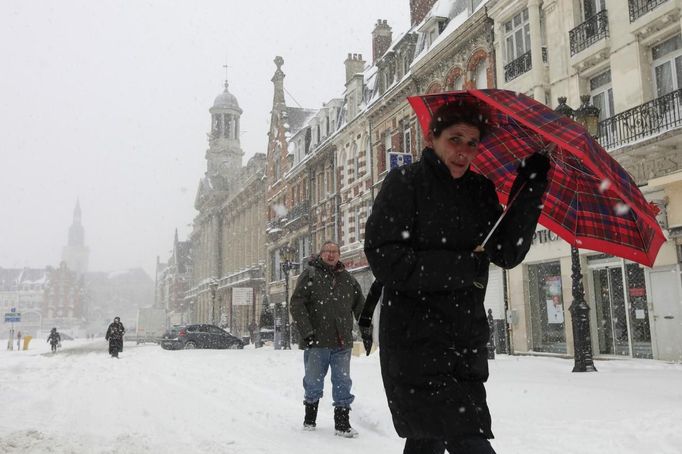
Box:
[487,309,495,359]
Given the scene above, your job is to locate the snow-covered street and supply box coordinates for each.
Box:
[1,341,681,454]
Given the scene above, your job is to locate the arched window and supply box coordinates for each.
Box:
[350,142,358,179]
[473,57,489,89]
[338,149,347,188]
[364,137,371,178]
[426,82,443,94]
[445,67,463,90]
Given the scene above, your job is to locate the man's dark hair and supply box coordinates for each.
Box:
[428,102,489,139]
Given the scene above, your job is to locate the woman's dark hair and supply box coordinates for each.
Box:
[428,102,489,139]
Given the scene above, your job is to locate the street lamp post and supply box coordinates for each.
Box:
[279,245,300,350]
[554,96,598,373]
[209,279,218,326]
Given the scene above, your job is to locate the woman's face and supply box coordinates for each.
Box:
[427,122,481,179]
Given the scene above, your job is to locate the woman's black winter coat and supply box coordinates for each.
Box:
[364,148,547,440]
[105,322,125,353]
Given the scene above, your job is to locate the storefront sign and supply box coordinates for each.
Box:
[345,256,369,270]
[623,154,682,185]
[532,229,561,246]
[629,287,646,297]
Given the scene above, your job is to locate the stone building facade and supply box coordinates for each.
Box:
[488,0,682,361]
[186,79,268,336]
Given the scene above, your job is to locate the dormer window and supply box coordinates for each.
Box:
[304,128,311,154]
[418,15,448,49]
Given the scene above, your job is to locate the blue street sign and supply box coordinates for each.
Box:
[4,313,21,323]
[388,152,413,169]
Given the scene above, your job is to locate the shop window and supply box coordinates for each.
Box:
[625,263,652,358]
[594,263,653,358]
[528,261,567,353]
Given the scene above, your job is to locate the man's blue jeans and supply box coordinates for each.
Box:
[303,347,354,407]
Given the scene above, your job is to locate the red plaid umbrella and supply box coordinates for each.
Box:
[407,89,665,267]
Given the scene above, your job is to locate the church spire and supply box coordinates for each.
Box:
[62,199,89,274]
[73,199,82,224]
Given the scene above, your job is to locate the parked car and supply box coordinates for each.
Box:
[160,324,244,350]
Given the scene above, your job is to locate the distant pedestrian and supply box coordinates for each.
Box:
[290,240,365,437]
[16,331,22,350]
[47,327,61,353]
[105,316,125,358]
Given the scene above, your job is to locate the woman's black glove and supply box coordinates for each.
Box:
[358,317,373,356]
[303,334,318,349]
[517,152,550,182]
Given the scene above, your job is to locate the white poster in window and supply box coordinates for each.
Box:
[546,296,564,324]
[635,309,646,319]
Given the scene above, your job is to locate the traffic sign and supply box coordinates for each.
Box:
[4,312,21,323]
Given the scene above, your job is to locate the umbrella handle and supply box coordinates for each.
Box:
[479,180,528,249]
[478,146,551,250]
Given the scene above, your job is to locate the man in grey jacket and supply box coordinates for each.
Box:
[290,240,365,438]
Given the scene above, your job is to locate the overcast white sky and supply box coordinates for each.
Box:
[0,0,409,277]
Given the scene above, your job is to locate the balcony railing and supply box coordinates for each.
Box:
[504,51,531,82]
[569,10,609,56]
[287,200,310,222]
[597,89,682,149]
[503,47,548,83]
[629,0,668,22]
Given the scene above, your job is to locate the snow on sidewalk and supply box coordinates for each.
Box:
[0,342,681,454]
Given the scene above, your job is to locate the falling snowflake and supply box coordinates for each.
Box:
[599,179,611,193]
[615,202,630,215]
[273,204,288,217]
[516,237,524,246]
[402,230,410,239]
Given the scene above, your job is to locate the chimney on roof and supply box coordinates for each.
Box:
[410,0,438,26]
[344,53,366,83]
[372,19,392,64]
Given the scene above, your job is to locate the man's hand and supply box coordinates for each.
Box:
[303,334,318,349]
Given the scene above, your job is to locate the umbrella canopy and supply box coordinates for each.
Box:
[407,89,666,267]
